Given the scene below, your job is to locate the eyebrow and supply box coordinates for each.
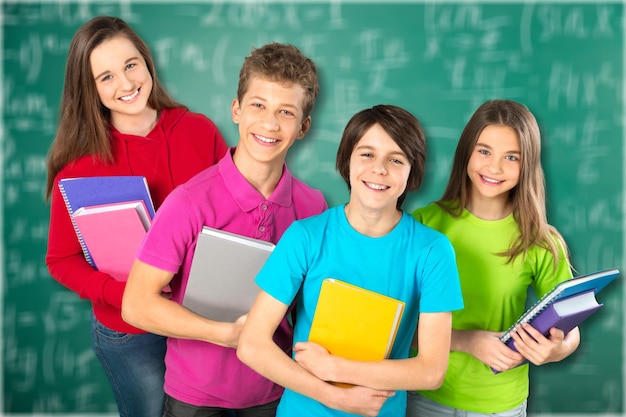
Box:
[249,96,300,109]
[93,56,140,80]
[356,144,407,158]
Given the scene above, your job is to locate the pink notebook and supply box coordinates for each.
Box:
[72,200,151,281]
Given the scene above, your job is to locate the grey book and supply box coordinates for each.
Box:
[182,226,275,322]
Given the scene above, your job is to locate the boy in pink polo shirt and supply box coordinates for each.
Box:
[122,43,327,415]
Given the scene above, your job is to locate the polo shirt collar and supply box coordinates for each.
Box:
[219,147,294,212]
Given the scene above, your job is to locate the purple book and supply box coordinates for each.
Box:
[492,268,619,374]
[504,289,602,351]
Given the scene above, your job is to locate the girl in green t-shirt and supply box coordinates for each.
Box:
[408,99,578,416]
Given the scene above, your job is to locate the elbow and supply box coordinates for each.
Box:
[236,336,253,367]
[427,369,446,390]
[236,332,262,371]
[418,369,446,391]
[121,293,141,328]
[412,361,447,391]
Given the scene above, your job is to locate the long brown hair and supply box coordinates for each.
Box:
[438,99,568,264]
[45,15,184,199]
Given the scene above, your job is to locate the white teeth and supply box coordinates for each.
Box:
[481,175,501,184]
[120,89,139,101]
[366,182,388,190]
[256,134,278,143]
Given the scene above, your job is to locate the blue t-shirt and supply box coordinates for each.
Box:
[255,205,464,416]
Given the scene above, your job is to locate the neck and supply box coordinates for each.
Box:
[344,203,402,237]
[233,150,284,199]
[111,108,158,137]
[466,194,512,220]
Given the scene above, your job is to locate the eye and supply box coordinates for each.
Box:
[126,62,136,70]
[390,157,405,165]
[279,109,295,117]
[100,74,113,82]
[360,152,373,158]
[506,154,519,162]
[478,148,490,156]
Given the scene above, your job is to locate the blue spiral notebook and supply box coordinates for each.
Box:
[58,176,155,266]
[499,267,620,346]
[493,267,620,373]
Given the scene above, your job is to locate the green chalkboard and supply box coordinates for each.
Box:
[3,2,623,414]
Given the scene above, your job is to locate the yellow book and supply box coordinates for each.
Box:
[308,278,405,364]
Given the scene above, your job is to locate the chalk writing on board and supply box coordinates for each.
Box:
[3,2,139,26]
[547,62,619,109]
[3,2,622,415]
[535,4,615,41]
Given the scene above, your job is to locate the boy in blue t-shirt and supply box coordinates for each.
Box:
[238,105,464,416]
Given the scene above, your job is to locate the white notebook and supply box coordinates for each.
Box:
[182,226,275,322]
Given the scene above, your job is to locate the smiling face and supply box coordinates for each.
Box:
[231,76,310,170]
[467,124,521,207]
[90,35,154,129]
[348,123,411,217]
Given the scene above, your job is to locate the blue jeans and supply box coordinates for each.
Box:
[406,392,527,417]
[91,312,167,417]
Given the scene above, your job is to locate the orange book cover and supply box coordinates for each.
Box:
[72,200,151,281]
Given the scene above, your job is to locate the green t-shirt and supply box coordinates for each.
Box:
[412,202,571,413]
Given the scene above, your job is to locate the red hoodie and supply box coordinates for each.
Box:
[46,107,228,333]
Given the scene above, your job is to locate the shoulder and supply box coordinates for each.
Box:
[412,203,449,229]
[161,107,219,133]
[412,201,453,222]
[180,162,223,193]
[403,212,452,248]
[273,208,333,252]
[291,175,324,198]
[55,155,118,180]
[290,176,328,214]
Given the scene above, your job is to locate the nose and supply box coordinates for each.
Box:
[120,73,135,91]
[262,112,279,131]
[487,158,503,173]
[372,160,388,175]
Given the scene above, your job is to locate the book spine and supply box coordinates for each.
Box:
[59,182,96,267]
[499,289,560,344]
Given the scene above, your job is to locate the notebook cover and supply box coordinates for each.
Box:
[73,200,150,281]
[182,226,275,322]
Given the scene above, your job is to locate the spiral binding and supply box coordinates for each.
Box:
[59,182,96,267]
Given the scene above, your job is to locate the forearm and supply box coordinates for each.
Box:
[323,312,451,391]
[123,291,235,344]
[325,355,445,391]
[450,328,475,353]
[238,334,340,405]
[47,190,126,308]
[47,249,125,308]
[122,260,239,346]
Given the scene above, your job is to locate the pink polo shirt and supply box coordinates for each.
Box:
[136,147,327,408]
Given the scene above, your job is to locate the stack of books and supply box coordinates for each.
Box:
[59,176,155,281]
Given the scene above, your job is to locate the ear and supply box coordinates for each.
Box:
[231,98,241,123]
[296,116,312,139]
